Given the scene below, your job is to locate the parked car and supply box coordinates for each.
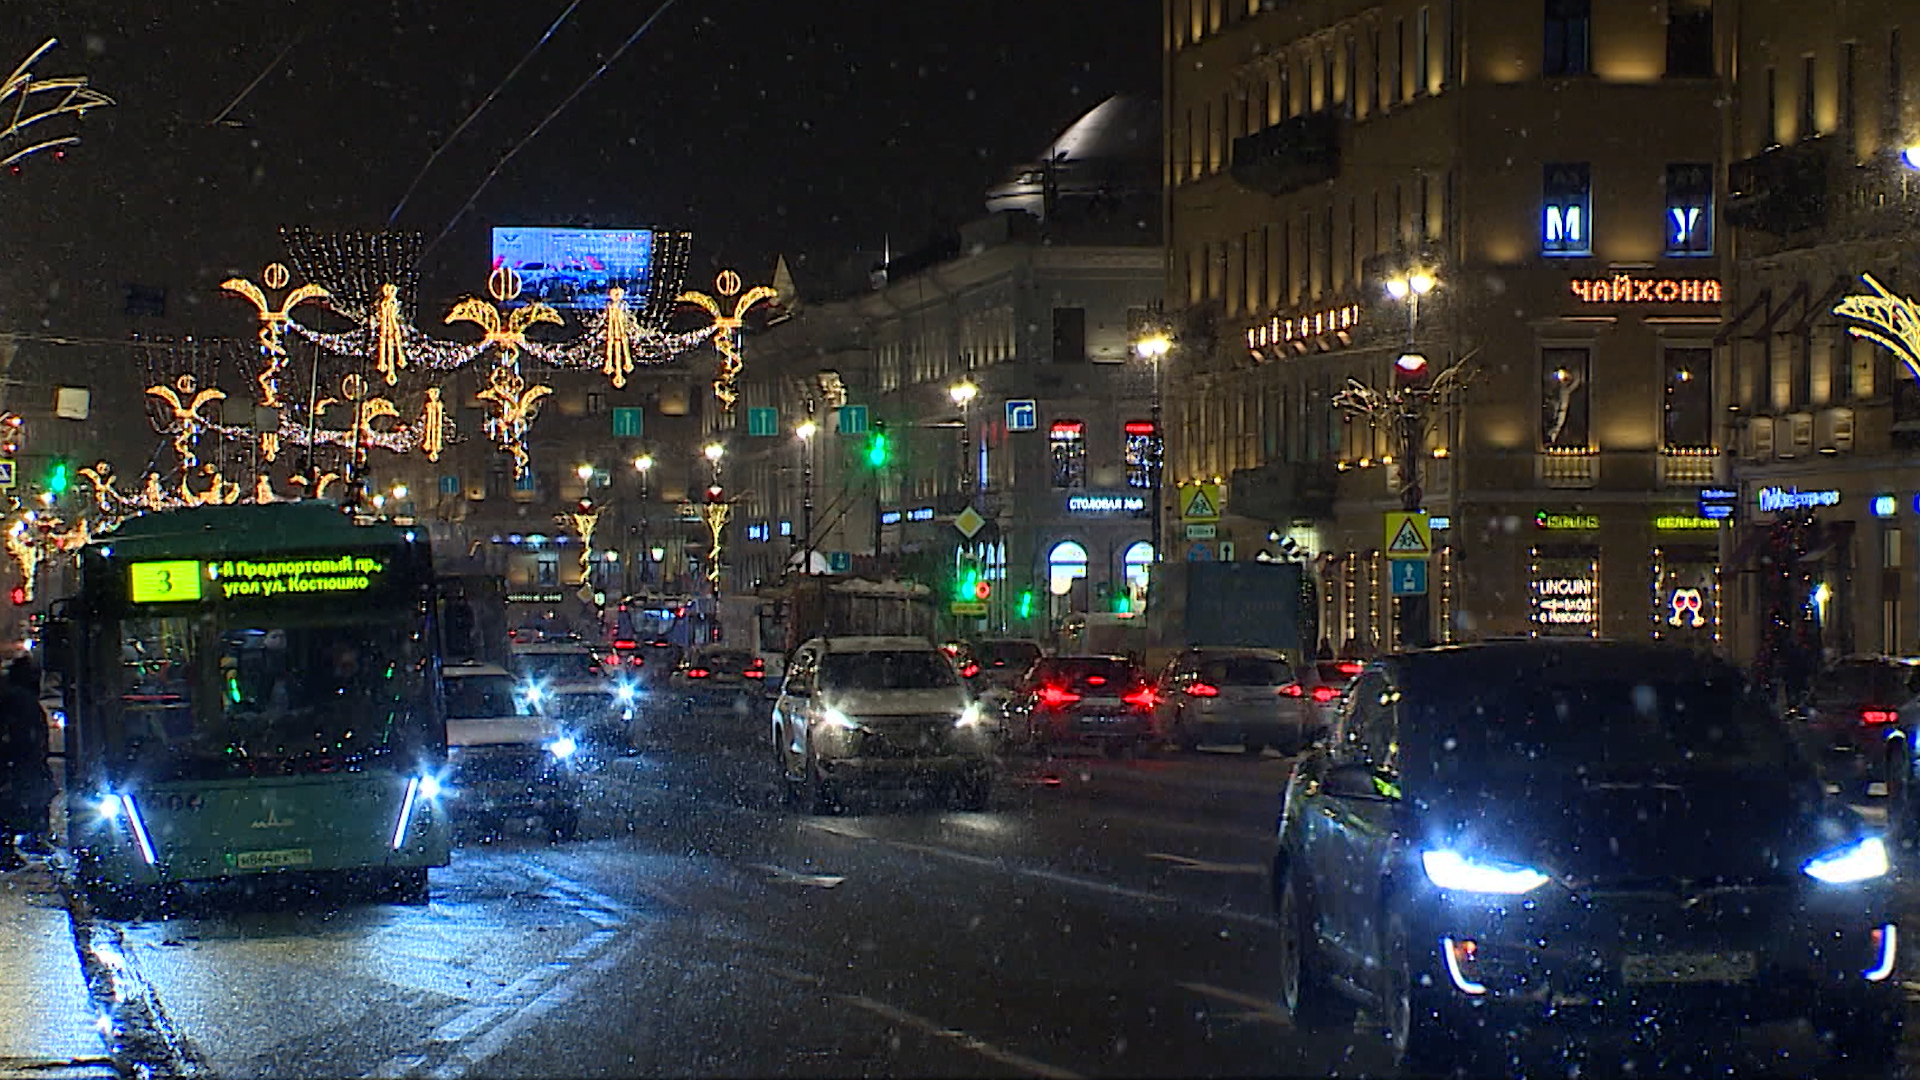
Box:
[442,662,582,840]
[1273,642,1899,1074]
[771,636,992,813]
[1154,647,1308,754]
[1791,655,1920,802]
[1004,655,1159,757]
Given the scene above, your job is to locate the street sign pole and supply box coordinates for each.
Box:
[1398,409,1432,649]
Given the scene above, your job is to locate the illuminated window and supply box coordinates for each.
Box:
[1544,0,1591,77]
[1048,541,1089,597]
[1124,421,1159,488]
[1542,163,1592,256]
[1664,164,1713,256]
[1050,421,1087,489]
[1663,347,1713,446]
[1540,346,1592,448]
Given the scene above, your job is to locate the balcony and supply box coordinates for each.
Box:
[1229,111,1341,198]
[1726,137,1830,236]
[1536,448,1598,488]
[1658,448,1718,487]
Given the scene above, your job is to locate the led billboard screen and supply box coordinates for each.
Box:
[490,227,658,310]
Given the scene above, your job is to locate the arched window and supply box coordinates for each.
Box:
[1123,541,1155,592]
[1048,540,1089,596]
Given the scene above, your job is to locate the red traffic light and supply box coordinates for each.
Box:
[8,586,25,606]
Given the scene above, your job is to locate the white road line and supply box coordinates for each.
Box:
[1177,981,1294,1027]
[834,992,1084,1080]
[749,862,846,888]
[1145,852,1266,875]
[427,934,645,1080]
[430,1005,507,1044]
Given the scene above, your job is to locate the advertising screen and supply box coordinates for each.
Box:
[490,228,658,310]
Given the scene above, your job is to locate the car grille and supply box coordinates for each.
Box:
[856,719,954,758]
[452,746,548,785]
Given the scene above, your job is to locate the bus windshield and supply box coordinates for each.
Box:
[108,611,434,782]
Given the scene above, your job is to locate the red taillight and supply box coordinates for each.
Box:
[961,663,981,678]
[1864,708,1898,724]
[1122,686,1159,710]
[1037,685,1082,709]
[1278,683,1305,698]
[613,639,637,649]
[1186,682,1221,697]
[1311,685,1339,703]
[688,668,711,679]
[744,669,765,679]
[1336,661,1365,675]
[1086,675,1108,687]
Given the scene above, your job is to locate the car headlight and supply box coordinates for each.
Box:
[616,683,637,703]
[1804,836,1890,884]
[954,703,986,729]
[521,683,546,706]
[546,735,578,760]
[1420,849,1551,895]
[823,708,859,731]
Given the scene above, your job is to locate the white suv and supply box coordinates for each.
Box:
[772,636,992,813]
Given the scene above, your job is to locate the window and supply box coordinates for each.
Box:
[1885,528,1903,570]
[1842,41,1857,144]
[1542,163,1592,255]
[1052,308,1086,364]
[124,284,167,319]
[1663,346,1713,447]
[1544,0,1592,77]
[1415,7,1430,94]
[1124,421,1158,488]
[1371,27,1384,112]
[1392,19,1405,103]
[1766,67,1780,145]
[1333,671,1394,768]
[536,556,559,586]
[1050,421,1087,488]
[1800,54,1817,138]
[1665,0,1713,77]
[1664,163,1713,255]
[513,468,538,493]
[1541,346,1592,448]
[1047,540,1089,597]
[586,392,605,414]
[1345,35,1358,112]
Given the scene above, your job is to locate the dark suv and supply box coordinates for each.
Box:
[1274,642,1900,1074]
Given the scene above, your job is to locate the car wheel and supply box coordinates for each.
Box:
[548,809,580,843]
[1276,870,1354,1028]
[950,767,992,811]
[799,747,838,815]
[1382,911,1478,1076]
[1816,1000,1902,1078]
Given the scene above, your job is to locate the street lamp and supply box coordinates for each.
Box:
[949,381,978,498]
[575,463,595,482]
[703,443,725,464]
[632,453,654,474]
[390,484,408,501]
[796,419,817,574]
[1903,145,1920,171]
[1133,331,1173,573]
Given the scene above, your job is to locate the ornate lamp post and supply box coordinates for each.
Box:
[949,381,978,497]
[1132,330,1172,569]
[795,418,818,574]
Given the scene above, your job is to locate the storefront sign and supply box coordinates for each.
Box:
[1427,516,1451,531]
[1654,514,1722,530]
[1698,487,1738,520]
[879,510,903,526]
[1067,493,1147,514]
[1756,486,1841,512]
[1532,576,1598,627]
[1246,303,1361,349]
[906,507,935,522]
[506,589,567,604]
[1536,511,1599,531]
[1569,275,1722,304]
[1667,588,1707,627]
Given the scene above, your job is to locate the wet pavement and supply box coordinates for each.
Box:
[34,709,1920,1078]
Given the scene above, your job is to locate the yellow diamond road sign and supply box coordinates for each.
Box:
[954,505,986,538]
[1384,511,1431,558]
[1179,483,1222,522]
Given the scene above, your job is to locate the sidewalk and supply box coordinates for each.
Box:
[0,853,117,1080]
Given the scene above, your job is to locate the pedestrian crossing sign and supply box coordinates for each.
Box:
[1384,511,1431,558]
[1179,482,1222,522]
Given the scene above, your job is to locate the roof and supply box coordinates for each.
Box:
[90,502,417,559]
[444,662,513,679]
[813,636,938,653]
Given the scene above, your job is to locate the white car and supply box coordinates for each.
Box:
[771,636,993,813]
[442,662,582,840]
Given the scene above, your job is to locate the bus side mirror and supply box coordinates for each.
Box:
[40,617,72,678]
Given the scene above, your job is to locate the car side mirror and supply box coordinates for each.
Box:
[1324,762,1397,801]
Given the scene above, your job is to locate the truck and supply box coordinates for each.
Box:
[1064,562,1317,672]
[754,577,938,669]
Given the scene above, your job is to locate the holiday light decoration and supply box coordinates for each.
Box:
[1835,274,1920,381]
[1,39,113,169]
[221,262,330,462]
[371,283,406,384]
[602,287,638,388]
[447,265,564,368]
[678,269,777,411]
[420,387,447,462]
[476,367,552,477]
[702,501,732,586]
[6,518,43,602]
[0,413,23,456]
[561,505,600,601]
[145,374,227,468]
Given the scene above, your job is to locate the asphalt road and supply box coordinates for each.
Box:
[55,709,1920,1078]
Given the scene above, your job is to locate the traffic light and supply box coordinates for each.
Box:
[865,425,890,469]
[1393,351,1430,388]
[973,580,992,602]
[8,586,25,606]
[954,560,981,603]
[46,458,69,496]
[1016,589,1035,619]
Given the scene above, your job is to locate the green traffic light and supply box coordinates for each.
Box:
[1016,590,1035,619]
[865,431,890,468]
[47,461,68,495]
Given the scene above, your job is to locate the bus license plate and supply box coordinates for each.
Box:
[236,848,313,870]
[1621,951,1756,984]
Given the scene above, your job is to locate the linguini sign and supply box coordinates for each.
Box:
[1569,276,1722,304]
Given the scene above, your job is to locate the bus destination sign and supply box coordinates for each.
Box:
[129,554,389,603]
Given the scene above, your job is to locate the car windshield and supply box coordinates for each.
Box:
[515,651,599,682]
[545,689,615,719]
[1413,673,1796,782]
[444,674,528,720]
[1814,663,1915,703]
[820,651,958,691]
[1198,656,1290,686]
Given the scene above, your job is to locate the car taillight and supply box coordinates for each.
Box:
[1037,685,1081,709]
[1336,661,1365,675]
[1311,685,1340,703]
[1185,682,1220,697]
[1122,686,1159,710]
[1864,708,1898,724]
[1278,683,1305,698]
[613,639,638,649]
[688,668,711,679]
[961,663,980,678]
[1086,675,1108,687]
[745,659,765,679]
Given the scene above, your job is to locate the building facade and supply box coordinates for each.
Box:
[1163,0,1732,652]
[1722,1,1919,667]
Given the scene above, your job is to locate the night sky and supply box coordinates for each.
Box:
[11,0,1157,308]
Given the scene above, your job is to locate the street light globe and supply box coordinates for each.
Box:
[371,494,386,509]
[575,463,595,482]
[949,381,978,407]
[632,454,654,473]
[703,443,725,463]
[649,545,666,562]
[1408,271,1437,295]
[1904,145,1920,171]
[1385,278,1411,300]
[1134,334,1172,360]
[795,420,818,441]
[390,484,408,500]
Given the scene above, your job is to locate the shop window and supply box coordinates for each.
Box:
[1048,540,1089,597]
[1884,528,1903,569]
[1125,421,1158,489]
[1541,346,1592,448]
[1050,421,1087,488]
[1531,548,1599,637]
[1123,542,1155,611]
[1544,0,1591,77]
[1542,164,1592,255]
[1663,346,1714,447]
[1666,0,1714,78]
[1664,164,1713,256]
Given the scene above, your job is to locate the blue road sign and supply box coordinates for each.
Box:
[610,407,643,438]
[747,407,779,437]
[838,405,869,435]
[828,551,852,573]
[438,475,461,495]
[1006,399,1038,432]
[1187,541,1214,562]
[1391,558,1428,597]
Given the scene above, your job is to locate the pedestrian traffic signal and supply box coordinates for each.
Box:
[973,580,992,602]
[954,561,982,603]
[8,586,25,606]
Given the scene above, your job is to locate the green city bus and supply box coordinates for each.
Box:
[44,502,450,909]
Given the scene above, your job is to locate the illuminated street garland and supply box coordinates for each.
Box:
[677,270,777,411]
[1835,274,1920,381]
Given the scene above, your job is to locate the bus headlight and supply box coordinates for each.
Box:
[417,774,443,800]
[547,735,578,761]
[95,795,121,821]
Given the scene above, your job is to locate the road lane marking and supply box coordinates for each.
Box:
[834,992,1083,1079]
[426,933,647,1080]
[1146,852,1266,875]
[749,862,846,888]
[1177,982,1294,1028]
